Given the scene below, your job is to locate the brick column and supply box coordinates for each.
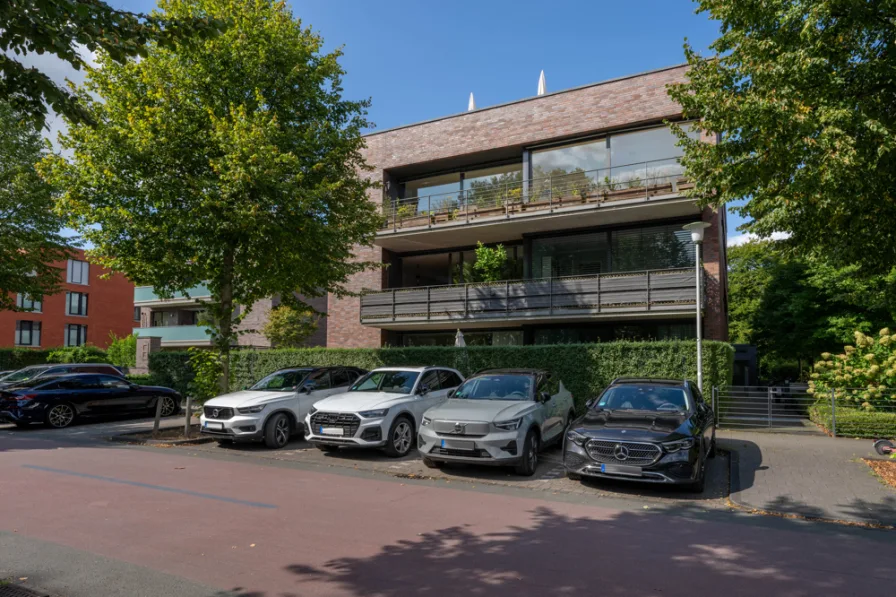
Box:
[134,336,162,374]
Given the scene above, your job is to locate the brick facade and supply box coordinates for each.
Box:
[328,65,728,347]
[0,249,136,349]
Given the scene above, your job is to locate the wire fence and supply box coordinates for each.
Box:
[712,385,896,439]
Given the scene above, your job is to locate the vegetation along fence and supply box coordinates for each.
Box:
[712,385,896,438]
[149,341,734,413]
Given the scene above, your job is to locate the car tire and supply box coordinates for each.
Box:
[514,429,539,476]
[384,415,414,458]
[158,395,179,417]
[566,471,582,481]
[45,403,76,429]
[216,439,231,446]
[707,430,717,459]
[317,444,340,453]
[422,456,441,469]
[687,456,707,493]
[263,413,291,449]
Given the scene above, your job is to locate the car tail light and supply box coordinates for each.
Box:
[17,394,37,402]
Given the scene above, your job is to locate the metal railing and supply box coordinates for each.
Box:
[360,267,698,324]
[381,157,692,232]
[712,385,896,438]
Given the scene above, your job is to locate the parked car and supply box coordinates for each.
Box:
[563,378,715,492]
[0,363,124,389]
[0,371,14,382]
[200,366,367,448]
[417,369,575,476]
[0,373,181,429]
[305,366,464,457]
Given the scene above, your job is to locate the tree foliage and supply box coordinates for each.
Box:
[40,0,381,388]
[472,242,508,283]
[728,240,895,377]
[106,332,137,368]
[262,304,319,348]
[0,100,71,311]
[669,0,896,274]
[0,0,220,128]
[808,328,896,409]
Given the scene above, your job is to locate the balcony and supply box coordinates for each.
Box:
[133,325,212,346]
[360,268,699,329]
[377,159,698,252]
[134,284,211,307]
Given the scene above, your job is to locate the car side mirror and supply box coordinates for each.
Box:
[299,385,312,394]
[540,392,551,403]
[447,388,455,398]
[585,397,596,408]
[419,384,430,396]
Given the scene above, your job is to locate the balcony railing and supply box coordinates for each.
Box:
[360,268,699,324]
[381,157,693,232]
[134,284,211,304]
[133,325,212,344]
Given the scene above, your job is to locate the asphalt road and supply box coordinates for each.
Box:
[2,430,895,596]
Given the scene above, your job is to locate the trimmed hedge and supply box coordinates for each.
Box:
[809,404,896,438]
[150,341,734,411]
[0,349,58,371]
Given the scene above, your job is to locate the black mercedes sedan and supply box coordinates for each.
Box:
[563,378,715,492]
[0,374,182,429]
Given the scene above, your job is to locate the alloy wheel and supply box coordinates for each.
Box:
[528,437,538,470]
[274,416,290,446]
[159,396,176,417]
[48,404,75,428]
[393,420,412,455]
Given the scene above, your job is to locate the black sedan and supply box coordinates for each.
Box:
[563,378,715,492]
[0,374,181,429]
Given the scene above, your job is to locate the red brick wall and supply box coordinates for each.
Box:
[0,249,136,349]
[327,244,386,348]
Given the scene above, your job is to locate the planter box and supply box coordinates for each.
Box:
[471,206,506,219]
[397,215,431,228]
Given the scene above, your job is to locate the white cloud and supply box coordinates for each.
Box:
[727,231,791,247]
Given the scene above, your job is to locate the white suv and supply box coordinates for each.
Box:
[200,366,366,448]
[305,366,464,457]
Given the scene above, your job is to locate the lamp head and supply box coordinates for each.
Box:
[682,221,711,244]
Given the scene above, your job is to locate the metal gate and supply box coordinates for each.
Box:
[712,385,819,433]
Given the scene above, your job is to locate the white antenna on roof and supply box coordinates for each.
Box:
[537,70,547,96]
[467,92,476,111]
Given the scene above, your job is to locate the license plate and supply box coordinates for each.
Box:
[441,439,474,451]
[204,421,224,430]
[601,463,643,476]
[320,426,343,436]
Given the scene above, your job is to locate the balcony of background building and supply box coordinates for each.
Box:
[360,267,700,329]
[133,324,212,346]
[134,284,211,307]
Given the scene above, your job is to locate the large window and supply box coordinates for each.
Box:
[401,330,523,347]
[65,324,88,347]
[66,291,88,316]
[399,245,525,288]
[531,222,696,279]
[15,321,41,346]
[67,259,89,285]
[16,294,41,312]
[534,321,695,344]
[401,162,523,213]
[532,138,608,179]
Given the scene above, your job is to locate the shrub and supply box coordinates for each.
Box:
[126,373,163,386]
[0,348,55,370]
[808,328,896,409]
[46,345,107,364]
[106,333,137,368]
[149,341,734,410]
[187,348,224,404]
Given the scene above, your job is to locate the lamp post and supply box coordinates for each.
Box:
[683,221,711,391]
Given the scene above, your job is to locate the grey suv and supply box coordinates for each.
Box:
[417,369,575,476]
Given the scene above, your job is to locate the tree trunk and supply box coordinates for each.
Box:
[217,252,235,394]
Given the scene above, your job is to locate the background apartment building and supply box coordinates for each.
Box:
[329,65,728,348]
[0,249,136,349]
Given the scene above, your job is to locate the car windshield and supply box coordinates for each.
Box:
[249,369,313,391]
[453,375,533,401]
[594,385,689,413]
[349,371,419,394]
[2,366,48,383]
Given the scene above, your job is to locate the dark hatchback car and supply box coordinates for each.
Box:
[0,363,124,390]
[0,374,181,429]
[563,378,716,492]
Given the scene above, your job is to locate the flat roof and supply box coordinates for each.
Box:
[363,63,688,138]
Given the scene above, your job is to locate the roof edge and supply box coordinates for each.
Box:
[363,63,689,138]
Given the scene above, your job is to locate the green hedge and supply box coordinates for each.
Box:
[809,404,896,438]
[0,349,58,371]
[0,347,109,370]
[150,341,734,411]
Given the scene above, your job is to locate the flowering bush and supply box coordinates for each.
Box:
[808,328,896,409]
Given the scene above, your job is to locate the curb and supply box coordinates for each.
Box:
[107,431,217,447]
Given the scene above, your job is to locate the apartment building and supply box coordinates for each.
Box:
[0,249,136,349]
[328,64,728,348]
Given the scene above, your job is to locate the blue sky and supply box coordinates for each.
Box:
[42,0,752,242]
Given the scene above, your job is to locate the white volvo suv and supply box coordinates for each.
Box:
[305,366,464,457]
[199,366,366,448]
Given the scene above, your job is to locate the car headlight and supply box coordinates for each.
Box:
[359,408,389,418]
[566,429,588,446]
[422,416,432,427]
[494,417,522,431]
[661,438,695,453]
[309,406,318,416]
[237,404,266,414]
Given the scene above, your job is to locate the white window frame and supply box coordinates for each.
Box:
[67,259,89,285]
[65,324,88,347]
[15,293,42,313]
[66,291,89,316]
[15,321,41,346]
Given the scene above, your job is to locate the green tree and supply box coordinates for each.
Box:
[262,304,319,348]
[472,242,508,283]
[40,0,381,389]
[0,100,72,311]
[106,332,137,368]
[668,0,896,275]
[1,0,220,128]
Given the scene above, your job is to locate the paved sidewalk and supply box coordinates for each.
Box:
[721,430,896,526]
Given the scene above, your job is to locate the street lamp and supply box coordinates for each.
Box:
[683,221,711,392]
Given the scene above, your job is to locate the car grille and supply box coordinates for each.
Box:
[310,412,361,438]
[430,447,489,458]
[203,406,234,420]
[585,440,662,465]
[431,420,490,437]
